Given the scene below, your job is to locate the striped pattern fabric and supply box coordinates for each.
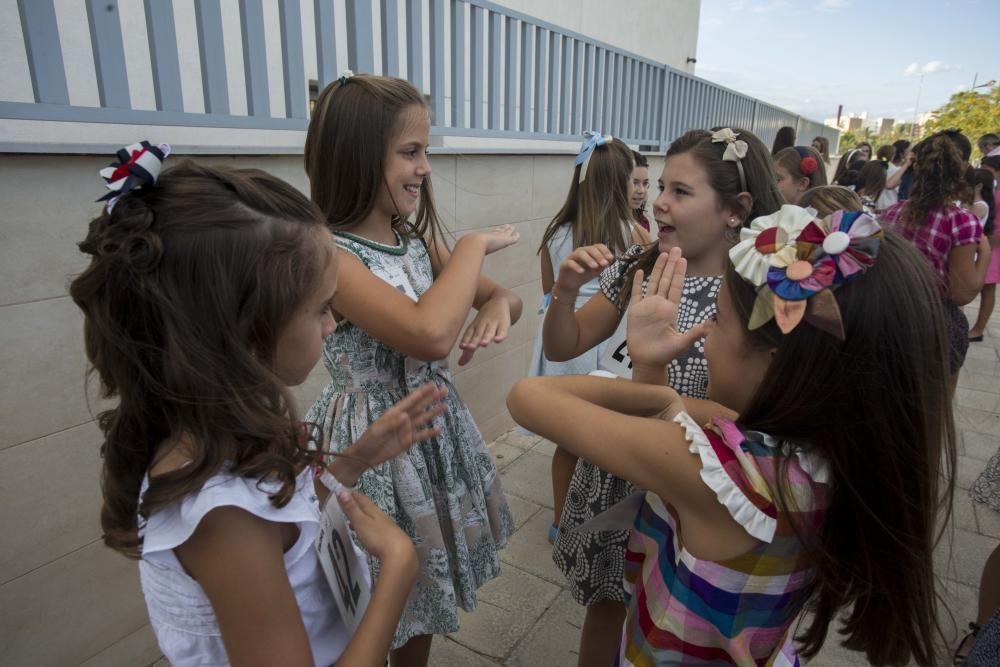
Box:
[618,416,829,666]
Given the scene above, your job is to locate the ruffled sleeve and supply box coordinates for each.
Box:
[141,469,320,560]
[672,412,829,544]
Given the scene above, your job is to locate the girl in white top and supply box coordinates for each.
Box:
[70,152,448,666]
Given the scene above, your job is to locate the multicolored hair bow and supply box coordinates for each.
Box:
[575,130,613,183]
[729,205,884,339]
[97,141,170,212]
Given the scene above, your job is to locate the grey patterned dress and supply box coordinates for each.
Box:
[552,244,721,605]
[305,230,514,648]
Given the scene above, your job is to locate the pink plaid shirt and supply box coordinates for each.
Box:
[880,202,983,283]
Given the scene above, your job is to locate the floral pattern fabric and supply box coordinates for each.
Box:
[304,231,513,649]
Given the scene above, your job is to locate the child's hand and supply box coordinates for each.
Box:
[336,490,418,573]
[626,248,706,369]
[351,383,447,467]
[457,298,511,365]
[557,244,615,292]
[474,224,520,254]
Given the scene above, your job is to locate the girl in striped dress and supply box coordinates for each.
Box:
[509,206,956,666]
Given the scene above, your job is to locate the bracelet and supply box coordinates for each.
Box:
[315,466,356,495]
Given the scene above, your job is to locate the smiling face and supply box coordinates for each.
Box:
[375,105,432,221]
[273,233,338,386]
[652,152,739,273]
[630,165,650,210]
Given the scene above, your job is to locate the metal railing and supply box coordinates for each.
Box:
[2,0,838,152]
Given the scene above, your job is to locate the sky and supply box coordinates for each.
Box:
[695,0,1000,125]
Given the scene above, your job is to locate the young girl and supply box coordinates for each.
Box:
[968,169,998,341]
[303,73,522,666]
[880,131,991,379]
[70,155,452,666]
[856,160,897,212]
[544,127,783,666]
[811,135,830,164]
[631,150,653,234]
[509,209,957,665]
[773,146,827,204]
[524,132,639,542]
[771,125,795,155]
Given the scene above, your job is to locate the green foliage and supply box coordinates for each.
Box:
[925,86,1000,160]
[838,124,919,156]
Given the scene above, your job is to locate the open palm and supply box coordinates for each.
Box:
[626,248,705,369]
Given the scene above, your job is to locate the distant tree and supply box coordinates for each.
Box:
[925,85,1000,160]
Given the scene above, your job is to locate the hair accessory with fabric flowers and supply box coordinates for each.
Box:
[97,140,170,212]
[799,155,818,176]
[576,130,613,183]
[729,205,883,339]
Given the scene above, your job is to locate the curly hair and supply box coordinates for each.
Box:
[901,132,972,227]
[70,161,332,558]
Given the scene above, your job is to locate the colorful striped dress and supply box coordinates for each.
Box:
[618,413,830,666]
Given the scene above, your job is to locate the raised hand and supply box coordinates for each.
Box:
[457,297,511,365]
[626,247,706,370]
[336,490,417,569]
[474,224,520,254]
[345,383,448,469]
[556,243,615,293]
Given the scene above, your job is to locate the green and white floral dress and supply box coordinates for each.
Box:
[305,230,514,649]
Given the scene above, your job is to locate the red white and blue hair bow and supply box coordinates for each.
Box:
[97,141,170,212]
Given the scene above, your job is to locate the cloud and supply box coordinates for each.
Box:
[904,61,957,76]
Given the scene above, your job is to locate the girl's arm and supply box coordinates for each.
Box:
[542,244,622,361]
[948,237,992,305]
[332,227,518,361]
[428,240,523,366]
[174,508,317,667]
[507,375,715,512]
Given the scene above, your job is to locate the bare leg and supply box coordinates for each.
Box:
[577,600,626,667]
[552,447,578,528]
[970,284,996,338]
[389,634,433,667]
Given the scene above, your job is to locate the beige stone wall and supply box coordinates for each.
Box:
[0,150,664,664]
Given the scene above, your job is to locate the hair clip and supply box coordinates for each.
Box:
[575,130,613,183]
[729,206,883,339]
[97,141,170,212]
[338,69,355,87]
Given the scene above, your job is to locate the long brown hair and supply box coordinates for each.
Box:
[618,127,783,307]
[70,161,332,558]
[900,132,971,227]
[305,73,447,256]
[726,232,955,665]
[855,160,887,199]
[798,185,863,217]
[539,137,634,257]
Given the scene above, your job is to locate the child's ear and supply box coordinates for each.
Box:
[798,176,811,193]
[732,192,754,224]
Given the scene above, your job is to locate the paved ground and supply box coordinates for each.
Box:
[432,301,1000,666]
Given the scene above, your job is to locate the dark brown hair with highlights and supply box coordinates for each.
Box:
[618,127,783,307]
[539,137,634,257]
[70,161,332,558]
[726,232,955,665]
[305,74,447,258]
[900,132,971,227]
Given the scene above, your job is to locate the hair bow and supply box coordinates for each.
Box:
[729,206,883,339]
[97,141,170,212]
[576,130,613,183]
[711,128,748,192]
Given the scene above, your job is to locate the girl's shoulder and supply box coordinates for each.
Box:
[140,467,317,559]
[674,412,830,544]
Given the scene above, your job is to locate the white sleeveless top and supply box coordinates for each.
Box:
[138,467,347,666]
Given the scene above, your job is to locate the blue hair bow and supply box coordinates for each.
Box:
[575,130,613,183]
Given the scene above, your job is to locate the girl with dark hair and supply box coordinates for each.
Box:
[968,168,998,341]
[856,160,897,212]
[811,136,830,164]
[879,131,991,379]
[510,209,956,665]
[856,140,873,160]
[305,73,522,665]
[630,150,653,233]
[773,146,828,204]
[831,148,861,186]
[543,127,783,666]
[772,125,796,155]
[71,154,451,666]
